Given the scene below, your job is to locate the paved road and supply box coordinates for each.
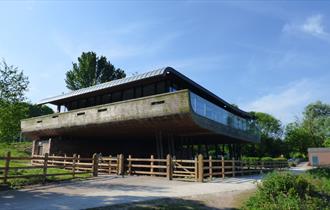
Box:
[0,175,261,210]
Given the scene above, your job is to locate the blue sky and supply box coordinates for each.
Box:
[0,1,329,124]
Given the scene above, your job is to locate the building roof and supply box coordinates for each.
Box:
[38,67,253,119]
[308,148,330,153]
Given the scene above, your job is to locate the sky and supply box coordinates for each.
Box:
[0,1,329,124]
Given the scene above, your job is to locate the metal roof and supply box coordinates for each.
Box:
[38,67,167,105]
[38,66,253,118]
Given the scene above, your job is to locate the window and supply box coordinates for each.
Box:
[156,81,166,94]
[123,88,134,100]
[143,84,155,96]
[135,86,142,97]
[112,91,122,102]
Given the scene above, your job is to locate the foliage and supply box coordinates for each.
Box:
[23,102,54,117]
[65,51,126,90]
[243,171,330,210]
[0,101,28,142]
[0,60,29,103]
[284,101,330,156]
[242,112,286,157]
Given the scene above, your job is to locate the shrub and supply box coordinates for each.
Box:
[261,157,273,161]
[243,171,329,210]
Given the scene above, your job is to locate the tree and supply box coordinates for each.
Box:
[65,52,126,90]
[0,60,29,103]
[284,101,330,155]
[0,60,29,142]
[242,112,285,157]
[22,102,54,118]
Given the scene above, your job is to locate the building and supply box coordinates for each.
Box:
[21,67,260,159]
[308,148,330,166]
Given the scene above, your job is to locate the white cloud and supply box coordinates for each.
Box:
[283,14,330,41]
[242,78,330,124]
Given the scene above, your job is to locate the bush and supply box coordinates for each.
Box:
[273,157,287,161]
[243,171,330,210]
[261,157,273,161]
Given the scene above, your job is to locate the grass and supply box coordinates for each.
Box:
[0,141,91,189]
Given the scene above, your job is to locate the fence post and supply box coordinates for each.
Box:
[221,155,225,179]
[260,160,264,174]
[72,154,77,178]
[116,155,120,175]
[92,153,99,177]
[209,156,212,180]
[3,151,11,184]
[240,159,243,175]
[43,153,49,183]
[64,154,67,168]
[150,155,154,176]
[194,156,198,182]
[166,154,172,180]
[128,155,132,175]
[119,154,124,176]
[108,155,112,174]
[232,157,235,177]
[198,154,204,182]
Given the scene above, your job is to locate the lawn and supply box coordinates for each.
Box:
[0,142,91,189]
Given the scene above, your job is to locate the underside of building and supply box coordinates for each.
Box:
[21,67,260,159]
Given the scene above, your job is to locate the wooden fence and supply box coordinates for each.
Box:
[0,152,288,184]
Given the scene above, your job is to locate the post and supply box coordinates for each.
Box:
[240,159,243,175]
[92,153,99,177]
[194,156,198,182]
[260,160,264,174]
[72,154,77,178]
[116,155,120,175]
[150,155,154,176]
[119,154,124,176]
[43,153,49,183]
[221,155,225,179]
[166,154,172,180]
[232,157,235,177]
[3,151,11,184]
[108,155,112,174]
[64,154,67,168]
[128,155,132,175]
[198,154,204,182]
[209,156,212,180]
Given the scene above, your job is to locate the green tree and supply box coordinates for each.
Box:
[0,60,30,142]
[285,101,330,155]
[242,112,285,157]
[65,52,126,90]
[23,103,54,117]
[0,60,29,102]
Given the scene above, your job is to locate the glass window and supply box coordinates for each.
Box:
[112,91,122,102]
[189,92,257,134]
[123,88,134,100]
[156,82,166,94]
[143,84,155,96]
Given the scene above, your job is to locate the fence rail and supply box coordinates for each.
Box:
[0,152,288,184]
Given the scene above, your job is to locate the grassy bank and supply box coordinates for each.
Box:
[243,168,330,210]
[0,142,91,189]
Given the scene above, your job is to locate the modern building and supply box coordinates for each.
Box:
[21,67,260,159]
[308,148,330,166]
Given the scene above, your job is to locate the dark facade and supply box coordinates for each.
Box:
[22,67,260,159]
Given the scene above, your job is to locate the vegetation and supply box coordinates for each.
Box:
[65,51,126,90]
[243,169,330,210]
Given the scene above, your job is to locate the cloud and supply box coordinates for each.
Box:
[283,14,330,41]
[242,78,330,124]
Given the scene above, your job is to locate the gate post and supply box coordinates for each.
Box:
[232,157,235,177]
[166,154,172,180]
[198,154,204,182]
[194,156,198,182]
[3,151,11,184]
[92,153,99,177]
[221,155,225,179]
